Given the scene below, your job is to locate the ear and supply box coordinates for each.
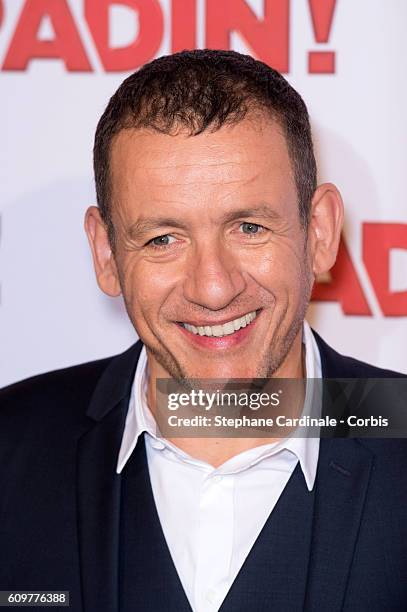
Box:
[307,183,344,277]
[84,206,121,297]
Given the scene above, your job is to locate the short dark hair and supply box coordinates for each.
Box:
[93,49,317,246]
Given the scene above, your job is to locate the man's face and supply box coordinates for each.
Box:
[105,115,314,379]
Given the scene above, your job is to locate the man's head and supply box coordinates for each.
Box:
[85,49,343,380]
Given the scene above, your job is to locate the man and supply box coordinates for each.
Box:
[1,50,406,612]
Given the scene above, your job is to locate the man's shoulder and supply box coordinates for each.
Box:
[0,341,143,474]
[312,329,406,378]
[314,331,407,464]
[1,355,112,408]
[0,341,142,428]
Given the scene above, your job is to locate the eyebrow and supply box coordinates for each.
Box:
[127,204,282,240]
[219,205,282,224]
[127,217,189,240]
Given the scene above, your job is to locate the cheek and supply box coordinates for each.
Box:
[120,258,180,317]
[241,242,306,294]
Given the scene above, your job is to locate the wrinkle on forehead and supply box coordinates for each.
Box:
[111,116,288,172]
[149,169,263,188]
[109,117,295,220]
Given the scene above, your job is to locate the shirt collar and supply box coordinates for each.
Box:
[116,321,321,491]
[285,320,321,491]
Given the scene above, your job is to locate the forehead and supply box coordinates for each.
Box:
[109,115,296,217]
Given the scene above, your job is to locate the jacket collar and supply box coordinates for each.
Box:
[308,331,375,610]
[86,340,144,422]
[77,340,144,611]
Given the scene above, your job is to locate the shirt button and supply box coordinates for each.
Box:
[205,589,217,604]
[212,475,222,483]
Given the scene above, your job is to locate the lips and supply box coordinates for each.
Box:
[180,310,257,338]
[174,307,262,353]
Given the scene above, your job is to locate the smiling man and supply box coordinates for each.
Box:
[1,50,407,612]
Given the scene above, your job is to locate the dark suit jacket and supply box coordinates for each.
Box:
[1,331,406,611]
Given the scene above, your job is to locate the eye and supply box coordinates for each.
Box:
[147,234,176,248]
[239,222,264,235]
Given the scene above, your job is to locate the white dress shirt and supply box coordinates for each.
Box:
[117,321,322,612]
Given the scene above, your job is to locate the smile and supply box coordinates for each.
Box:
[180,310,258,338]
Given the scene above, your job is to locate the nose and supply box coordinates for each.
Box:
[182,241,247,311]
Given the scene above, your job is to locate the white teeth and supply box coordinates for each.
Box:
[222,322,235,335]
[212,325,223,337]
[183,310,258,338]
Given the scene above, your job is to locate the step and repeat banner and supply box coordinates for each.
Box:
[1,0,406,386]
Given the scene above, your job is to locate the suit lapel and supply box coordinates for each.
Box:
[75,341,143,612]
[305,331,375,611]
[305,437,374,611]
